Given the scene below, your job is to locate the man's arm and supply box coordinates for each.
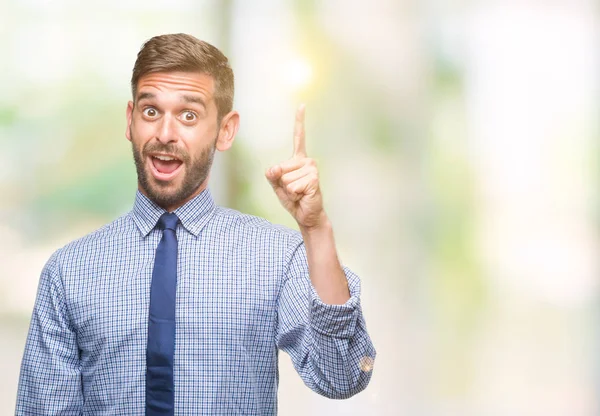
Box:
[265,104,352,305]
[275,236,376,398]
[267,105,376,397]
[16,252,83,415]
[299,214,350,305]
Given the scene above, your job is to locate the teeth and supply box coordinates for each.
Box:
[154,155,176,161]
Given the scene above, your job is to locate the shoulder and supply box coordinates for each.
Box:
[52,213,136,265]
[211,206,302,245]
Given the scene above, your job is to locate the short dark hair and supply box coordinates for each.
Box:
[131,33,234,121]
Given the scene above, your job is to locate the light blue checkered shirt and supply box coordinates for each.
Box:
[16,189,376,415]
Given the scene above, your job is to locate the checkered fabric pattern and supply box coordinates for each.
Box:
[16,189,376,415]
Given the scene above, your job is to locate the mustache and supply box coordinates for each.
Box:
[142,142,190,163]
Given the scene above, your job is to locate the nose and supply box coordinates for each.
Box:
[156,114,178,144]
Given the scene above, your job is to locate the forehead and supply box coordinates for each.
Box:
[135,71,215,100]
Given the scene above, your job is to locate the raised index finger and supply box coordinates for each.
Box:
[293,104,306,157]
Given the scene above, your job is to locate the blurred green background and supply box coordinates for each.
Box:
[1,0,598,415]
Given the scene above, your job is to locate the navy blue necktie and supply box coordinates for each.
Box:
[146,212,179,415]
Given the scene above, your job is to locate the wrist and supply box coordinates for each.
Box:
[299,211,331,238]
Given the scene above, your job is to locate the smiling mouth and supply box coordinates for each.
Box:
[149,154,184,181]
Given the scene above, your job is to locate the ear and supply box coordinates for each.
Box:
[125,101,134,142]
[215,110,240,152]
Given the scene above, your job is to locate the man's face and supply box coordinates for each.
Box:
[126,71,235,211]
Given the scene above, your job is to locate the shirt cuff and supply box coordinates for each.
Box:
[308,266,362,339]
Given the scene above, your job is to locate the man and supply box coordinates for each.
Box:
[16,33,375,415]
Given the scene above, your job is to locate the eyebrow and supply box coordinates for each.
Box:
[135,92,206,109]
[136,92,155,103]
[181,94,206,108]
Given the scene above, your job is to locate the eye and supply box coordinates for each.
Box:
[142,107,158,118]
[181,111,197,123]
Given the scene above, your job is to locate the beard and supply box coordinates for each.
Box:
[131,129,216,210]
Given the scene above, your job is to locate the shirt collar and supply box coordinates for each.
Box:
[130,188,216,237]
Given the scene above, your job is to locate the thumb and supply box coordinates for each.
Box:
[265,165,282,187]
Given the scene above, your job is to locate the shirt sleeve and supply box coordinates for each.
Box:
[275,235,376,399]
[16,251,83,415]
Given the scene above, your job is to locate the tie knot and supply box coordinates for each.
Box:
[157,213,179,231]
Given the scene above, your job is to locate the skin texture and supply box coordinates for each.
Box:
[126,71,349,304]
[125,71,239,212]
[265,105,350,304]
